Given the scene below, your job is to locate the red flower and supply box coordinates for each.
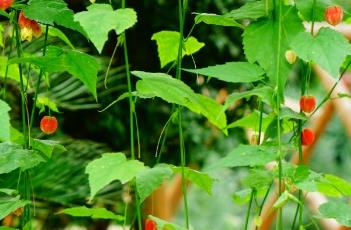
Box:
[301,128,315,146]
[18,11,42,41]
[299,95,316,113]
[145,218,157,230]
[325,5,343,26]
[40,116,58,135]
[0,0,13,10]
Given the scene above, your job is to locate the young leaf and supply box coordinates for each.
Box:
[319,201,351,227]
[273,191,300,209]
[206,145,277,170]
[183,62,265,83]
[0,100,10,142]
[194,13,243,27]
[226,1,269,20]
[136,164,173,203]
[132,71,227,132]
[58,206,124,221]
[85,153,145,200]
[36,95,59,114]
[291,28,351,78]
[243,6,304,100]
[149,216,188,230]
[0,196,30,220]
[171,166,214,195]
[74,4,137,53]
[151,31,205,68]
[23,0,85,35]
[9,46,99,99]
[226,110,274,132]
[0,143,45,174]
[224,86,274,110]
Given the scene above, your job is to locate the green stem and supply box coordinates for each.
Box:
[305,59,351,121]
[14,11,28,149]
[244,189,255,230]
[274,0,283,229]
[1,28,15,100]
[28,25,49,147]
[176,0,190,228]
[122,37,135,161]
[121,0,141,228]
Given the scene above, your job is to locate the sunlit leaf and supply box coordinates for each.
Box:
[59,206,124,221]
[194,13,242,27]
[132,71,227,133]
[291,28,351,78]
[86,153,145,200]
[184,62,265,83]
[151,31,205,68]
[74,4,137,53]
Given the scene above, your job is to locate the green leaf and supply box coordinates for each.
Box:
[31,139,66,158]
[206,145,277,170]
[36,95,59,114]
[227,1,269,20]
[151,31,205,68]
[23,0,85,35]
[136,164,173,203]
[171,166,214,195]
[242,169,274,189]
[0,196,30,220]
[132,71,227,132]
[233,187,269,205]
[296,0,334,21]
[291,28,351,78]
[47,27,74,49]
[9,46,99,99]
[0,100,11,142]
[59,206,124,221]
[183,62,265,83]
[194,13,243,27]
[227,110,274,132]
[317,174,351,197]
[224,86,274,110]
[280,107,307,120]
[243,6,304,100]
[319,201,351,227]
[149,216,188,230]
[74,4,137,53]
[0,143,45,174]
[273,191,300,209]
[86,153,145,200]
[0,227,18,230]
[0,189,17,196]
[0,56,22,84]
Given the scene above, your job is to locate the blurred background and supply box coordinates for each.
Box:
[1,0,351,229]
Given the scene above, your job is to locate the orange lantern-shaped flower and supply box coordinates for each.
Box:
[18,11,42,41]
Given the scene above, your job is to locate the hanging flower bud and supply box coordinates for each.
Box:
[18,11,42,42]
[285,50,297,64]
[0,0,13,10]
